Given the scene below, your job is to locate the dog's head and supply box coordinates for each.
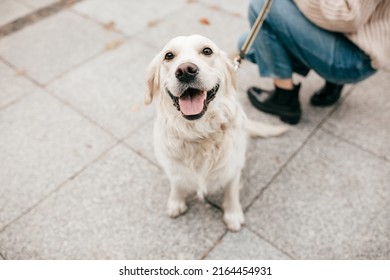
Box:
[145,35,237,121]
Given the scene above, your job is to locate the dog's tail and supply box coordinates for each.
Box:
[244,119,289,138]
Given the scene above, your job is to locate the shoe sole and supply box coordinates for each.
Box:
[310,98,340,107]
[310,91,341,107]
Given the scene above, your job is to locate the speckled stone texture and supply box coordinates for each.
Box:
[48,41,156,139]
[206,228,291,260]
[0,91,115,229]
[0,145,226,259]
[246,130,390,259]
[0,11,121,84]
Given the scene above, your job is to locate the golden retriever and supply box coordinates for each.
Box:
[145,35,287,231]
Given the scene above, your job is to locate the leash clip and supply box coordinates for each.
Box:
[233,0,273,73]
[233,56,241,72]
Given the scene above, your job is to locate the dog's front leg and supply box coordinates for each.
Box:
[167,176,189,218]
[223,173,244,231]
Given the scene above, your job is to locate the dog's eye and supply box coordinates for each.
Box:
[202,47,213,56]
[164,52,175,61]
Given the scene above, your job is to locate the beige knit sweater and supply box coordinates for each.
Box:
[294,0,390,71]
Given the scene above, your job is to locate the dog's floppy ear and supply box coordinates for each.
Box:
[145,54,161,105]
[221,51,237,91]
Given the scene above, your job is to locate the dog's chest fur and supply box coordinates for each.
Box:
[169,124,231,172]
[154,103,247,193]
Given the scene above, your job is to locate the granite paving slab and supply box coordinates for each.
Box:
[0,91,114,229]
[0,144,226,259]
[323,71,390,161]
[72,0,185,37]
[17,0,60,10]
[199,0,249,18]
[48,40,155,139]
[124,118,157,166]
[134,2,248,53]
[0,10,122,84]
[206,228,291,260]
[245,129,390,259]
[0,61,35,110]
[0,0,31,26]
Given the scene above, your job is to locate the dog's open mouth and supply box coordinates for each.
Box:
[167,84,219,120]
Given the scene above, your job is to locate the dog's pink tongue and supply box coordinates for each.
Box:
[179,92,205,116]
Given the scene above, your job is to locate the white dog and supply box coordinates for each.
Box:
[145,35,287,231]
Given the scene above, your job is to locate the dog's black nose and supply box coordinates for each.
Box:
[175,62,199,83]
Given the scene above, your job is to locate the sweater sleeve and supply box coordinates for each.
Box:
[294,0,382,32]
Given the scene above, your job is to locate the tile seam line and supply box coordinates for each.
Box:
[245,226,296,260]
[14,0,36,10]
[198,1,246,19]
[1,49,153,145]
[69,8,131,39]
[129,2,243,47]
[117,115,155,141]
[71,1,188,41]
[243,85,356,214]
[42,41,127,87]
[1,14,128,88]
[0,92,31,112]
[199,230,228,260]
[128,4,188,42]
[321,127,390,163]
[0,0,85,38]
[49,89,160,150]
[44,88,121,141]
[0,57,35,111]
[121,141,162,171]
[0,60,123,145]
[200,223,295,260]
[0,56,45,89]
[0,142,120,235]
[201,224,296,260]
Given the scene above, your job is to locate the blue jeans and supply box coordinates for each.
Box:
[239,0,376,84]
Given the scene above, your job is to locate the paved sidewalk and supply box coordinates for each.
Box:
[0,0,389,260]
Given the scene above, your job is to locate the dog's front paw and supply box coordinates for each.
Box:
[167,199,188,218]
[223,210,245,232]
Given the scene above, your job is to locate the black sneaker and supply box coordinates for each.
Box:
[247,84,302,125]
[310,81,343,106]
